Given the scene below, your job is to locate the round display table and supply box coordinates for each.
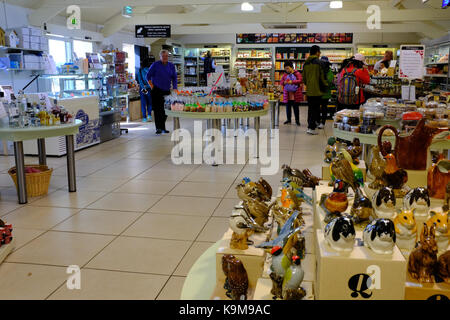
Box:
[0,120,82,204]
[167,109,269,159]
[181,241,220,300]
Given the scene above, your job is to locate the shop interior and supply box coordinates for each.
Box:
[0,0,449,301]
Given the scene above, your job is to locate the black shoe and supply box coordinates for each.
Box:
[156,129,162,135]
[162,130,170,134]
[296,122,301,126]
[284,121,291,125]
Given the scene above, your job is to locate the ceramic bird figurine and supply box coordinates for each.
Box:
[321,180,349,223]
[243,199,270,227]
[282,178,313,206]
[279,187,302,211]
[347,138,362,165]
[229,207,266,250]
[394,209,417,252]
[426,211,449,253]
[368,145,387,190]
[282,255,306,300]
[324,137,338,164]
[269,245,290,299]
[350,187,374,224]
[382,153,408,194]
[258,210,301,250]
[282,165,320,188]
[236,177,272,202]
[330,152,363,191]
[271,205,304,234]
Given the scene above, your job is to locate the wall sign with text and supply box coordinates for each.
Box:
[135,25,171,38]
[236,33,353,44]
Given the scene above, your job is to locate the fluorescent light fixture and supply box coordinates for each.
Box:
[241,2,254,11]
[329,1,343,9]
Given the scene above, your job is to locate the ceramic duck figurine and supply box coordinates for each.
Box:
[324,137,338,164]
[324,179,349,214]
[350,187,374,224]
[282,255,306,300]
[372,187,396,219]
[403,187,430,218]
[408,223,438,283]
[426,211,449,253]
[393,209,417,252]
[363,218,396,255]
[324,215,356,252]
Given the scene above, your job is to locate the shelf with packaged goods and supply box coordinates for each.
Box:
[0,46,44,53]
[236,57,272,60]
[424,73,448,78]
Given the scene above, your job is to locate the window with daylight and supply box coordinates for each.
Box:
[73,40,93,60]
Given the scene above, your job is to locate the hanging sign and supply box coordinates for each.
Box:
[135,25,171,38]
[399,45,425,80]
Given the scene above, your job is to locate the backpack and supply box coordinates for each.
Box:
[338,68,359,105]
[284,72,299,92]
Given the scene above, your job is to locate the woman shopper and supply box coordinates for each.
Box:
[136,57,152,122]
[146,49,178,134]
[280,61,303,126]
[337,53,370,110]
[318,56,335,129]
[202,51,216,84]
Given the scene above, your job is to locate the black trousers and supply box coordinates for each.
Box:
[307,96,321,130]
[151,86,170,131]
[285,100,300,124]
[319,98,329,125]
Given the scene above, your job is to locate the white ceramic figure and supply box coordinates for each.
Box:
[403,187,430,217]
[324,215,356,252]
[393,209,418,251]
[363,218,396,254]
[372,187,396,219]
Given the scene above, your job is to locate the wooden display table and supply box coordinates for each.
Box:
[0,120,82,204]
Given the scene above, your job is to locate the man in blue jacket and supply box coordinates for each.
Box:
[146,49,178,134]
[136,57,152,122]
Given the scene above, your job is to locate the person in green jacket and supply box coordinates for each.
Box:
[318,56,335,129]
[302,45,328,135]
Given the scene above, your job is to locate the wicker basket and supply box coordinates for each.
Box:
[8,164,53,197]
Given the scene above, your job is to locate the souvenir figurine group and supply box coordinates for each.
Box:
[0,219,13,248]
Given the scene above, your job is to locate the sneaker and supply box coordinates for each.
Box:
[147,116,152,122]
[284,121,291,125]
[156,129,162,135]
[162,130,170,134]
[142,118,147,123]
[318,123,324,129]
[307,129,318,135]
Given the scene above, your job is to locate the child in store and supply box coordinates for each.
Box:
[280,61,303,126]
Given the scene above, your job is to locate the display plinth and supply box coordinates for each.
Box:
[322,160,366,182]
[315,229,406,300]
[404,274,450,300]
[0,237,16,264]
[253,278,315,300]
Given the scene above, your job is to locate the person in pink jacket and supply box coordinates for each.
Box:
[280,61,303,126]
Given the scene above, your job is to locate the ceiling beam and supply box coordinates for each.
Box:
[170,23,433,35]
[100,9,450,25]
[28,3,65,26]
[39,0,368,7]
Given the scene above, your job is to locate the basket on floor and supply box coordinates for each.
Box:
[8,164,53,197]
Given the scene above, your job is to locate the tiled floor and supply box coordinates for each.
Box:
[0,107,330,299]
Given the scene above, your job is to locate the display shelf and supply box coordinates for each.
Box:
[0,45,44,53]
[425,73,448,78]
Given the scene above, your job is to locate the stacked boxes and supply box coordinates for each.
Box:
[7,26,48,51]
[23,53,45,70]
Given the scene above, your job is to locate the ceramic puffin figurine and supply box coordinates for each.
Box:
[426,211,449,253]
[324,215,356,252]
[393,209,417,252]
[363,218,396,255]
[403,187,430,217]
[282,255,306,300]
[372,187,396,219]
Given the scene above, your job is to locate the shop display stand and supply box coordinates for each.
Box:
[0,238,16,265]
[199,47,231,86]
[234,48,273,82]
[167,44,184,87]
[184,48,199,86]
[423,35,449,91]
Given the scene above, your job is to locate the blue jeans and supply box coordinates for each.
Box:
[140,90,152,118]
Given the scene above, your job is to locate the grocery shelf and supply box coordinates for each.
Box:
[425,73,448,78]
